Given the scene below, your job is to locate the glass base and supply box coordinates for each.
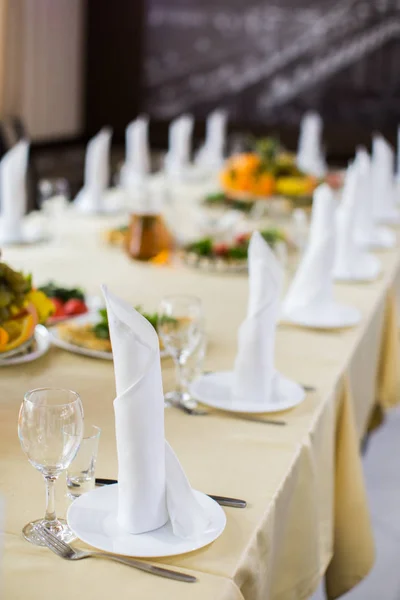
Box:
[164,391,199,410]
[22,518,77,546]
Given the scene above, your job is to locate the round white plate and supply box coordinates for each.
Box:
[0,325,50,366]
[48,312,113,360]
[73,188,128,215]
[365,227,397,250]
[334,253,382,283]
[190,371,305,413]
[0,231,49,246]
[282,302,361,330]
[48,311,167,360]
[67,484,226,558]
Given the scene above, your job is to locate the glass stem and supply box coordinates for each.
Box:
[44,476,57,523]
[174,355,186,398]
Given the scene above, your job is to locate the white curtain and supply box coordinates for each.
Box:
[2,0,85,140]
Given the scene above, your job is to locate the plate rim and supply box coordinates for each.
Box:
[190,370,305,414]
[67,484,226,558]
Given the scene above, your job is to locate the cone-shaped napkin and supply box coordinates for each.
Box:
[120,117,150,191]
[190,233,304,411]
[74,128,112,213]
[164,115,193,178]
[371,135,400,224]
[334,162,381,282]
[0,140,29,244]
[195,110,227,170]
[297,112,327,178]
[354,148,396,249]
[102,286,209,537]
[233,232,304,407]
[282,184,361,327]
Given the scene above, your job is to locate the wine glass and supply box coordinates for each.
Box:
[18,388,84,546]
[158,295,203,408]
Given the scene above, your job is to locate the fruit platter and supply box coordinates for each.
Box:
[182,228,287,273]
[205,137,342,211]
[0,259,54,365]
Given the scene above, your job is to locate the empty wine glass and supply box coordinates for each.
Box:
[158,295,203,408]
[18,388,84,546]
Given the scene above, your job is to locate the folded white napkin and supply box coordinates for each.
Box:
[120,117,150,191]
[297,112,327,178]
[282,184,336,317]
[371,135,400,223]
[102,286,209,538]
[195,110,227,170]
[74,128,112,213]
[164,115,193,179]
[334,161,381,281]
[233,232,304,406]
[0,140,29,243]
[354,148,396,249]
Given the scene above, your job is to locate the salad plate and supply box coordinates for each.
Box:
[48,312,113,360]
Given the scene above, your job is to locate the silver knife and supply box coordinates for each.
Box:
[95,479,247,508]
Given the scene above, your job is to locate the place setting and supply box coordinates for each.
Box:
[16,286,257,580]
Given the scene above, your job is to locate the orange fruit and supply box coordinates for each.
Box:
[0,312,37,353]
[0,327,9,348]
[252,173,275,196]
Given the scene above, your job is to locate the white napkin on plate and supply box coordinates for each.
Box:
[195,110,227,170]
[0,140,29,243]
[233,232,304,406]
[354,147,396,249]
[371,135,400,224]
[334,161,381,281]
[282,184,336,317]
[164,115,193,179]
[102,286,209,538]
[297,112,327,178]
[74,128,112,213]
[120,117,150,191]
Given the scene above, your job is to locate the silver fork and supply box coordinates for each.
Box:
[33,524,197,583]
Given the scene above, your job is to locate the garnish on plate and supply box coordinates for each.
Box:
[57,306,177,354]
[0,261,54,354]
[38,282,88,322]
[185,229,285,260]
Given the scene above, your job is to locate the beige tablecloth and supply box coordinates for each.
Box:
[1,211,399,600]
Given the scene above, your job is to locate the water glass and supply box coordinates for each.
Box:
[66,425,101,500]
[18,388,83,546]
[158,295,203,407]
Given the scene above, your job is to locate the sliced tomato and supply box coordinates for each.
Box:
[63,299,88,316]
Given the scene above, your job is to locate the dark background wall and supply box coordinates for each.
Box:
[85,0,400,160]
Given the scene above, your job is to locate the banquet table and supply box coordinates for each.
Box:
[1,206,399,600]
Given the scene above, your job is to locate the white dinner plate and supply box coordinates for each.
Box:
[0,231,49,246]
[48,312,168,360]
[282,301,361,330]
[190,371,305,414]
[0,325,50,366]
[360,227,397,250]
[334,253,382,283]
[48,312,113,360]
[67,484,226,558]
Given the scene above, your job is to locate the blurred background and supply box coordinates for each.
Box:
[1,0,400,206]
